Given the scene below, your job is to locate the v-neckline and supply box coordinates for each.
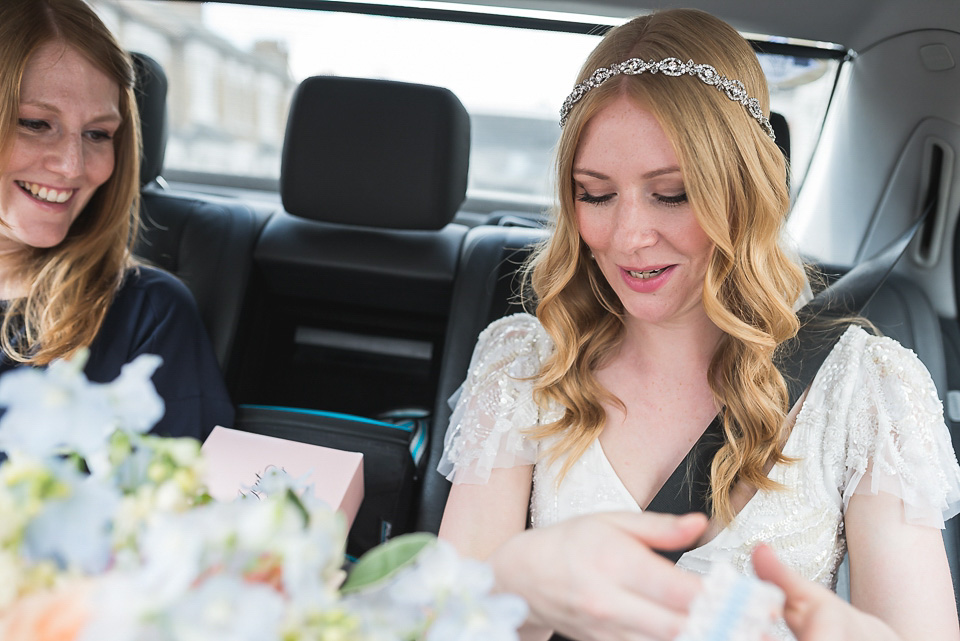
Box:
[592,386,811,555]
[593,436,768,555]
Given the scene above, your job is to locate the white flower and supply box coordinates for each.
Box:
[389,540,527,641]
[388,539,493,605]
[0,352,164,464]
[0,352,528,641]
[166,574,286,641]
[22,467,121,573]
[134,505,231,603]
[106,354,164,435]
[0,353,114,460]
[78,573,155,641]
[427,594,529,641]
[81,572,287,641]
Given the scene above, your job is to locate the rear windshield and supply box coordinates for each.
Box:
[93,0,841,208]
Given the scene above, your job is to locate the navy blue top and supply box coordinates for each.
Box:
[0,266,234,442]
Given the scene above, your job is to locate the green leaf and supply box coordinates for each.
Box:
[340,532,436,594]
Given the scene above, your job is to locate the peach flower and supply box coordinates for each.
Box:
[0,580,92,641]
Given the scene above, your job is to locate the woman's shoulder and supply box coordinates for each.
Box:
[479,312,549,343]
[471,313,554,378]
[477,312,552,353]
[115,266,200,317]
[120,265,193,301]
[441,313,548,483]
[826,324,934,384]
[815,327,960,528]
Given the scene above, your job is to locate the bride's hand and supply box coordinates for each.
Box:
[752,544,901,641]
[490,511,708,641]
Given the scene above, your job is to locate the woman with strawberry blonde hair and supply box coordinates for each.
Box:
[0,0,232,440]
[439,8,960,641]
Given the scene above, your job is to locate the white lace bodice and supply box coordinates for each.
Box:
[439,313,960,639]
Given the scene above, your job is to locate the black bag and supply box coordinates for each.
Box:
[234,404,427,557]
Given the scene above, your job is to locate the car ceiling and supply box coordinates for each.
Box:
[212,0,960,54]
[412,0,960,53]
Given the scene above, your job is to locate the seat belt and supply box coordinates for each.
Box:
[646,206,932,562]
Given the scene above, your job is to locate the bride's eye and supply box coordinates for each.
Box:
[656,192,688,206]
[577,190,614,205]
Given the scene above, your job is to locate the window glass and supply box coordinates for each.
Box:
[92,0,838,205]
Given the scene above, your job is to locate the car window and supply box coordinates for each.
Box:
[92,0,840,209]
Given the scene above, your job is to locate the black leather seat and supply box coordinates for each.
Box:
[417,223,546,533]
[131,52,270,383]
[236,75,471,419]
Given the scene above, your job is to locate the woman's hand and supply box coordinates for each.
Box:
[752,544,901,641]
[490,511,708,641]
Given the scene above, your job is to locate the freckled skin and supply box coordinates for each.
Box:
[0,42,120,255]
[574,96,714,332]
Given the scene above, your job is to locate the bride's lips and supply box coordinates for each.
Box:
[619,264,675,293]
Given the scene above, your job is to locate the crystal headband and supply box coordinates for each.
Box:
[559,57,775,141]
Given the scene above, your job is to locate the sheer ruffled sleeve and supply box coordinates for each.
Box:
[437,313,554,484]
[840,330,960,528]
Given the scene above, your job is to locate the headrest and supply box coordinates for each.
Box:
[131,52,168,187]
[281,76,471,230]
[770,111,791,163]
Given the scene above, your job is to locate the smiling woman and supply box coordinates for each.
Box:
[3,43,121,257]
[0,0,233,442]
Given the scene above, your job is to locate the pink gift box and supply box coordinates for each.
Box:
[201,425,364,528]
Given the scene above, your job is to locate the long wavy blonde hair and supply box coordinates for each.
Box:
[527,9,808,524]
[0,0,140,365]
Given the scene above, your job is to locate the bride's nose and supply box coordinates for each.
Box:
[611,198,659,252]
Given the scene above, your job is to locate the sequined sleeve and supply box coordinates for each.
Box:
[837,328,960,528]
[437,313,554,484]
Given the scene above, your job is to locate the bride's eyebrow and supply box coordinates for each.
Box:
[572,168,609,180]
[642,167,682,179]
[572,166,682,180]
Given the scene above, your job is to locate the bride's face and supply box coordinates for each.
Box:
[574,95,714,329]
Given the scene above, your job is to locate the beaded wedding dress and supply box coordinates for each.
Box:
[439,313,960,641]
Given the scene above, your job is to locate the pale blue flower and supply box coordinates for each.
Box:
[0,355,113,460]
[376,540,528,641]
[80,572,286,641]
[106,354,164,435]
[110,445,154,492]
[427,593,528,641]
[22,468,121,573]
[0,352,164,462]
[0,348,528,641]
[166,574,286,641]
[135,504,234,602]
[388,539,494,605]
[76,574,155,641]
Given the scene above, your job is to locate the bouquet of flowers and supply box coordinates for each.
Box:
[0,352,527,641]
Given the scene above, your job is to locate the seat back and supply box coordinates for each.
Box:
[236,75,471,419]
[131,52,269,380]
[417,223,547,533]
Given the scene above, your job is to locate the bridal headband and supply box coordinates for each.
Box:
[559,56,776,141]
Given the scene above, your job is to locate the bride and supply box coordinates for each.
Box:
[437,8,960,641]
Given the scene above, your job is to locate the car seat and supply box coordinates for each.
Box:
[131,52,270,381]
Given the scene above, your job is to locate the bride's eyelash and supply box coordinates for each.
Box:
[657,192,688,206]
[577,191,613,205]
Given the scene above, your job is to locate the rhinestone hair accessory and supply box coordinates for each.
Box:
[559,57,775,140]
